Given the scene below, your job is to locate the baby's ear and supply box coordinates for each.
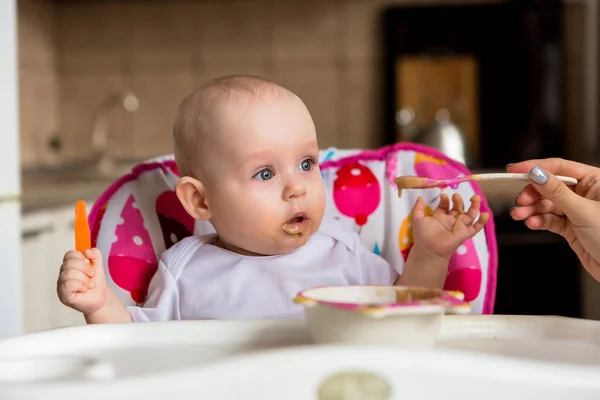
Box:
[176,176,212,220]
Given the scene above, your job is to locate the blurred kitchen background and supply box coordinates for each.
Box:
[2,0,600,337]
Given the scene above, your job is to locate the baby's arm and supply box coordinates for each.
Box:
[354,236,448,288]
[395,245,449,289]
[399,193,489,289]
[58,248,182,323]
[85,290,132,324]
[356,194,487,288]
[58,248,131,324]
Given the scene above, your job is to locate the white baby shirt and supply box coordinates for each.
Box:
[127,219,401,321]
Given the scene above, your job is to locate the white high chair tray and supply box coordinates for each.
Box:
[2,315,600,399]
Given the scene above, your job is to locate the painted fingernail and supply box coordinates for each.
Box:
[528,165,548,185]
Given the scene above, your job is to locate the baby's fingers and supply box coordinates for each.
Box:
[438,194,450,212]
[60,258,95,278]
[57,280,90,308]
[58,279,88,298]
[471,212,490,234]
[58,268,95,290]
[451,193,465,215]
[411,197,427,220]
[465,195,481,221]
[83,248,104,269]
[63,250,86,262]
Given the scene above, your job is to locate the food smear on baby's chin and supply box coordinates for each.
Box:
[281,220,310,236]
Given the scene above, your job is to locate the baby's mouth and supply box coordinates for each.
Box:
[282,213,310,235]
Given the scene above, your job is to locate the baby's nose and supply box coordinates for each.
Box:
[283,179,306,200]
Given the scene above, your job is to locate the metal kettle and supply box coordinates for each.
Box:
[399,108,470,166]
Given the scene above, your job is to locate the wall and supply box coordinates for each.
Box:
[53,0,404,164]
[17,0,591,168]
[18,0,59,167]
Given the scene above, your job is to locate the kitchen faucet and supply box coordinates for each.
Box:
[90,91,139,174]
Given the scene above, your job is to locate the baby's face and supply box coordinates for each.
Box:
[202,94,325,256]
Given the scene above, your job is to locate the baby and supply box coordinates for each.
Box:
[57,75,489,323]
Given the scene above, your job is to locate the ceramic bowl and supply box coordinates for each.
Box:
[293,285,470,347]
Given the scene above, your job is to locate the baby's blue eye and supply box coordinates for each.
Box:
[299,159,314,172]
[253,168,274,181]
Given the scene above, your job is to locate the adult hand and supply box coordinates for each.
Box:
[507,158,600,281]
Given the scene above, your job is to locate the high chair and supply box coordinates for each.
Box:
[89,143,497,314]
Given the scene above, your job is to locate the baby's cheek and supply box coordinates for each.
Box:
[211,198,254,236]
[243,203,283,239]
[256,215,280,236]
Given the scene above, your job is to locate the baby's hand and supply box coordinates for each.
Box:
[57,248,108,315]
[412,193,489,260]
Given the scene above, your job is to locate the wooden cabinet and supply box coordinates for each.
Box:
[21,204,90,333]
[383,2,566,169]
[21,211,54,333]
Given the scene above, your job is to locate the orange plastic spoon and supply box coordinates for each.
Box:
[74,200,91,253]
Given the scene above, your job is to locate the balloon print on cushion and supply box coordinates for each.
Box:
[397,205,434,261]
[333,162,381,234]
[413,153,461,181]
[444,238,482,302]
[108,195,158,304]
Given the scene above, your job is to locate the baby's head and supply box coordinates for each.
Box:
[173,75,325,256]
